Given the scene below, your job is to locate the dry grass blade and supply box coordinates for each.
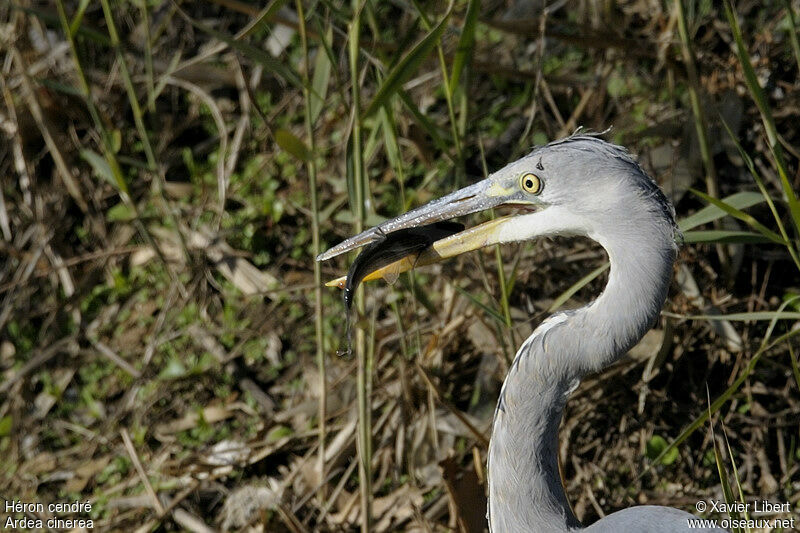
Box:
[120,429,164,515]
[7,45,88,213]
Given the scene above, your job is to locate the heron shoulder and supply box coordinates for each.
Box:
[584,505,727,532]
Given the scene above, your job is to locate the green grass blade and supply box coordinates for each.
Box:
[68,0,91,36]
[380,107,406,199]
[275,128,312,161]
[99,0,156,171]
[410,0,463,170]
[80,149,117,189]
[398,89,454,159]
[718,118,795,246]
[310,29,333,124]
[723,0,800,235]
[238,0,291,39]
[295,0,326,508]
[706,396,739,529]
[689,189,786,245]
[454,285,507,326]
[348,1,371,529]
[723,0,779,148]
[719,82,800,273]
[721,424,749,524]
[362,4,452,120]
[674,0,719,200]
[449,0,480,94]
[758,295,800,350]
[785,0,800,74]
[790,343,800,392]
[678,192,765,231]
[548,262,609,313]
[681,230,771,244]
[647,326,800,475]
[176,6,300,88]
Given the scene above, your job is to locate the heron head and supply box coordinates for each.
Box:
[317,134,676,284]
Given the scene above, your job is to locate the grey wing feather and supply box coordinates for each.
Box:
[584,506,728,532]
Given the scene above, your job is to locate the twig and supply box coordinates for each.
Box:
[0,336,78,394]
[120,428,165,515]
[91,341,142,378]
[415,362,490,448]
[171,508,215,533]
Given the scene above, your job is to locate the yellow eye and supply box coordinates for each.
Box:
[520,173,541,194]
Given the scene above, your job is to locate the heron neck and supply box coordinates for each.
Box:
[488,223,675,532]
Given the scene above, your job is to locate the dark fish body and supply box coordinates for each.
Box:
[343,221,465,310]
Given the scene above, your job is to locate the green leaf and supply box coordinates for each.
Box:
[275,129,312,161]
[449,0,480,94]
[646,435,679,465]
[783,291,800,312]
[107,203,136,222]
[37,78,83,97]
[81,149,116,188]
[310,33,333,124]
[681,230,771,244]
[267,425,293,442]
[362,5,453,120]
[0,416,12,437]
[678,191,765,231]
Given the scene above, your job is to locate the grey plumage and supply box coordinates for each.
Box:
[486,137,722,531]
[319,135,726,532]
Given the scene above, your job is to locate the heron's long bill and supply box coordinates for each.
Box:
[324,216,514,288]
[318,174,535,287]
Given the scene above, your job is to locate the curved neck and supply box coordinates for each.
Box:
[487,226,675,532]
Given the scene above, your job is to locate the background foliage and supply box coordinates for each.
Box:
[1,0,799,531]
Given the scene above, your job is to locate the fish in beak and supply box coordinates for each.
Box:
[317,161,548,287]
[340,221,465,310]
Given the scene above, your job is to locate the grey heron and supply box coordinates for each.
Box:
[318,134,725,532]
